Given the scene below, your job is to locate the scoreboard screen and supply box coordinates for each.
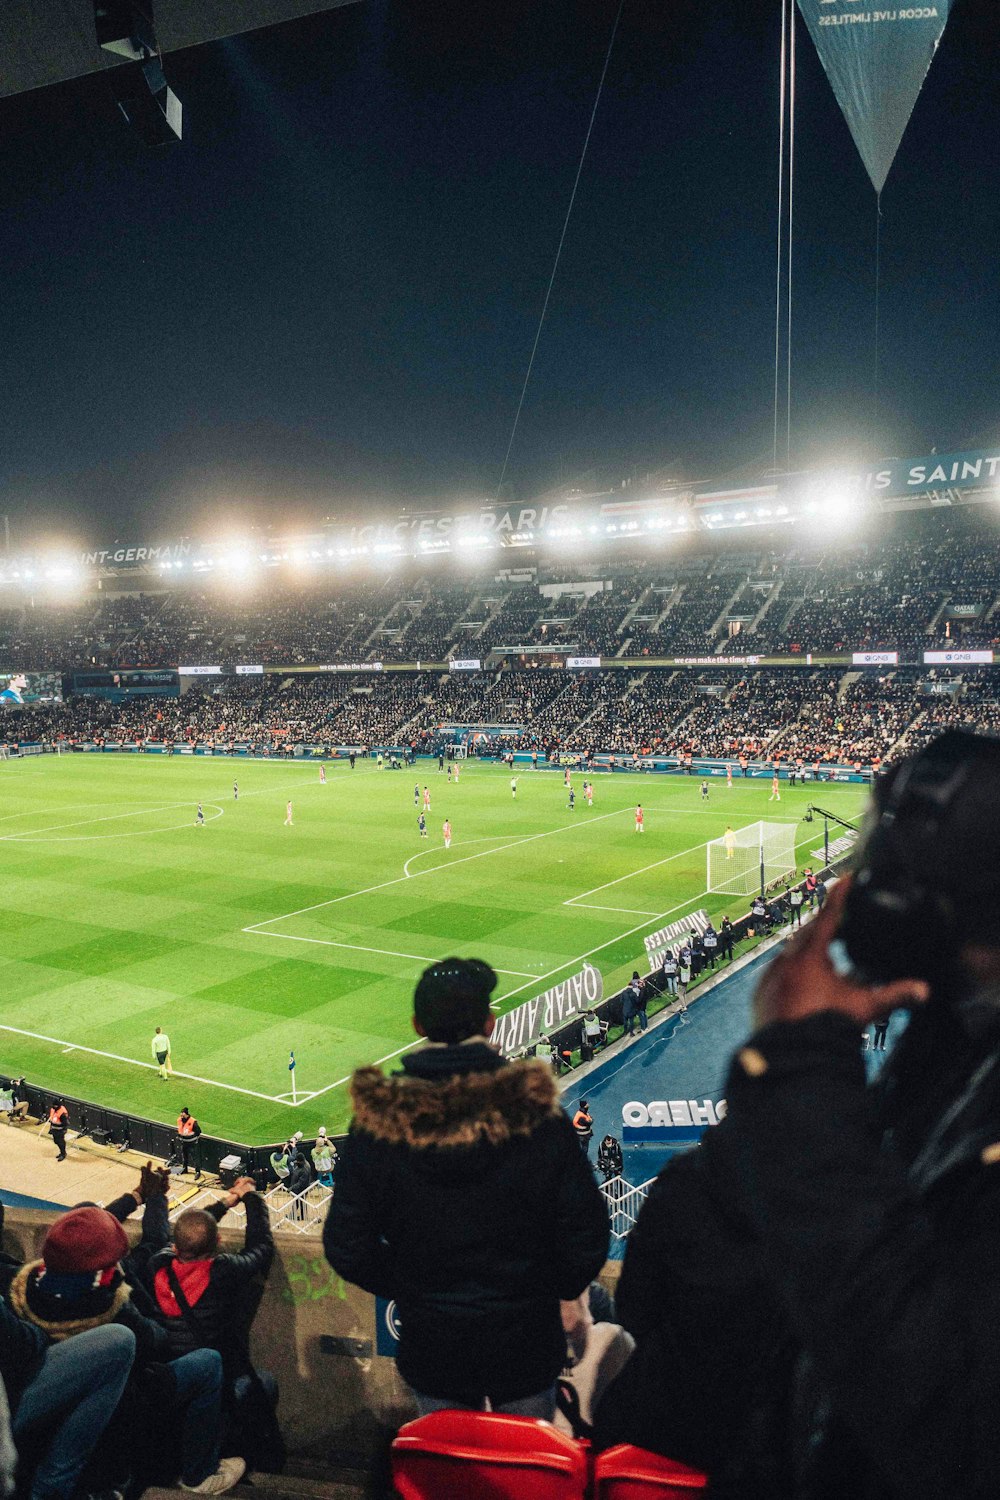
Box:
[0,671,63,707]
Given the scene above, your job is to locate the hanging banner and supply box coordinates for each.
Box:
[796,1,953,194]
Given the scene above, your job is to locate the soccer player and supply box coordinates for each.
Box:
[285,800,293,826]
[532,750,538,771]
[568,787,576,810]
[438,751,445,772]
[769,772,781,802]
[423,786,431,812]
[152,1026,172,1080]
[635,804,644,833]
[447,764,453,782]
[564,767,571,788]
[195,802,205,827]
[233,780,239,800]
[319,764,327,783]
[414,782,420,806]
[701,780,709,801]
[349,751,356,769]
[585,781,593,807]
[454,763,460,782]
[418,811,427,838]
[443,818,452,849]
[726,763,734,788]
[724,825,737,860]
[511,776,518,798]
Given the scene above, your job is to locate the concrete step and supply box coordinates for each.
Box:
[143,1472,368,1500]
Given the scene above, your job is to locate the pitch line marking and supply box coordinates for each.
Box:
[562,836,710,905]
[0,1024,288,1104]
[242,804,634,934]
[402,835,511,878]
[568,903,664,917]
[0,805,227,842]
[0,765,375,842]
[250,928,542,978]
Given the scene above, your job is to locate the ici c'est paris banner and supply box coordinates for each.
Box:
[796,0,952,194]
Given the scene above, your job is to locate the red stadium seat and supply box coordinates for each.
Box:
[594,1444,708,1498]
[391,1410,589,1500]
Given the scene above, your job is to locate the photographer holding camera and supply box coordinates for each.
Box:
[597,732,1000,1498]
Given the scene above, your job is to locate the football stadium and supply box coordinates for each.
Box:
[2,1,998,1496]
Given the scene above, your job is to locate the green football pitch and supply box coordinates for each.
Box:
[0,754,867,1144]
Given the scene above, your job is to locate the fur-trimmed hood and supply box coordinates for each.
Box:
[8,1261,131,1341]
[350,1056,561,1150]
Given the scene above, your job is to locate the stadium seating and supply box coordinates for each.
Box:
[593,1445,708,1498]
[391,1411,590,1500]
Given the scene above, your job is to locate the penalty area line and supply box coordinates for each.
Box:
[244,804,634,933]
[246,928,542,979]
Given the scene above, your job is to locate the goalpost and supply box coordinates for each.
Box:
[707,820,797,899]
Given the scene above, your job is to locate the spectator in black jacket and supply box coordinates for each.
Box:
[597,735,1000,1498]
[143,1176,280,1470]
[324,957,609,1418]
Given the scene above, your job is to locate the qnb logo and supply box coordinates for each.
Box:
[622,1099,726,1129]
[384,1300,402,1344]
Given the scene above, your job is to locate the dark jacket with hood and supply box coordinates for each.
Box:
[323,1041,610,1403]
[595,1004,1000,1500]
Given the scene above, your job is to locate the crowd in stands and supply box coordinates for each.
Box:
[9,660,1000,768]
[5,508,1000,677]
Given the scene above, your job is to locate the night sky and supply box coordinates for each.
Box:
[2,0,998,542]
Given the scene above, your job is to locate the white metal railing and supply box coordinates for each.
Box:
[599,1175,657,1241]
[167,1180,333,1237]
[168,1177,648,1243]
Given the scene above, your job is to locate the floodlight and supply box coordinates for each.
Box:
[810,487,861,531]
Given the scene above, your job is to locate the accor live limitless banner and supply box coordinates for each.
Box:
[796,0,952,194]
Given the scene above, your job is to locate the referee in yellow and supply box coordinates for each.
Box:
[152,1026,173,1079]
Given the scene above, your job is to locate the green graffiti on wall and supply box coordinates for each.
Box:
[282,1253,349,1304]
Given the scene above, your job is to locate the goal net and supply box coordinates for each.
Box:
[707,820,797,898]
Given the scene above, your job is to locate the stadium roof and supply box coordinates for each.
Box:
[0,0,361,100]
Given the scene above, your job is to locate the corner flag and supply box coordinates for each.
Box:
[288,1050,297,1104]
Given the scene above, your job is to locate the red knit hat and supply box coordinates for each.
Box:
[42,1208,128,1274]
